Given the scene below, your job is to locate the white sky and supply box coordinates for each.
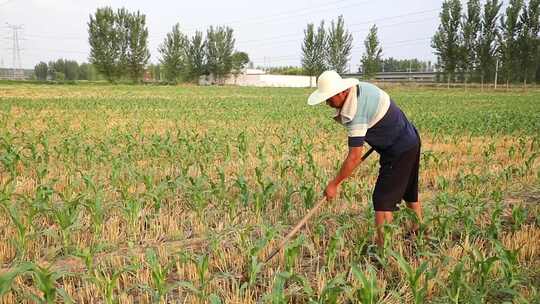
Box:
[0,0,443,70]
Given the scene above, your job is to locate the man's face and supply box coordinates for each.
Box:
[325,89,349,109]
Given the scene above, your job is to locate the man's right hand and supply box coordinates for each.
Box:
[324,181,339,201]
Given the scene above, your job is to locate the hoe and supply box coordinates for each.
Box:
[240,147,375,282]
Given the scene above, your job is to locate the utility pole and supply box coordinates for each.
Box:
[6,23,24,80]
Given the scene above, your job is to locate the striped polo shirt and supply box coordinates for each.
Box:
[334,82,419,156]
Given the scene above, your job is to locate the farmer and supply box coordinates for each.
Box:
[308,70,422,248]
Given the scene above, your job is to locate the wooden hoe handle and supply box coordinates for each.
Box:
[263,147,375,264]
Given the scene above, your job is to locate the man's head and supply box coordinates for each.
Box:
[325,88,351,109]
[307,70,359,106]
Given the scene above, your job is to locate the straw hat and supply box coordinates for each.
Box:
[307,70,359,106]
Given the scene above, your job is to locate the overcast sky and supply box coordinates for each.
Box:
[0,0,443,70]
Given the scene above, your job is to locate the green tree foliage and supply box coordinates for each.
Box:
[301,21,327,82]
[432,0,462,82]
[301,23,318,82]
[78,63,96,80]
[517,0,540,84]
[326,15,353,74]
[88,7,124,82]
[34,62,48,81]
[460,0,482,81]
[115,8,130,76]
[47,60,60,80]
[158,23,188,83]
[361,25,383,79]
[314,21,328,77]
[186,31,207,82]
[266,66,305,75]
[381,58,433,72]
[46,59,79,81]
[499,0,524,84]
[478,0,502,83]
[537,37,540,82]
[78,64,89,80]
[54,71,65,81]
[125,11,150,82]
[64,60,79,80]
[88,7,150,83]
[147,64,162,81]
[231,51,250,77]
[35,60,96,81]
[206,26,235,83]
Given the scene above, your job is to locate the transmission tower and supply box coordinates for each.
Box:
[6,23,24,80]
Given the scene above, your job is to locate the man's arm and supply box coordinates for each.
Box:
[325,146,364,200]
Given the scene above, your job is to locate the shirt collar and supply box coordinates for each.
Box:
[333,85,358,124]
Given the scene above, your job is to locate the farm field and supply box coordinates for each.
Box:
[0,83,539,303]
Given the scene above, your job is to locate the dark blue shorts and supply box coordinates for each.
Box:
[372,139,421,212]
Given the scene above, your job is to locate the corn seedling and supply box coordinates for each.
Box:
[350,264,380,304]
[511,205,528,232]
[141,248,180,303]
[0,262,73,304]
[467,247,499,302]
[90,265,137,304]
[391,250,437,304]
[284,235,305,273]
[314,273,348,304]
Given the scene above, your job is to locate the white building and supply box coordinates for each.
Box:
[199,69,316,88]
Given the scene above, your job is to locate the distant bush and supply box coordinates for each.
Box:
[265,66,306,75]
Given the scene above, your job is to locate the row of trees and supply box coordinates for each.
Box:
[34,59,100,81]
[432,0,540,84]
[346,25,435,78]
[87,7,250,84]
[301,15,354,80]
[262,58,434,77]
[88,7,150,83]
[158,24,249,83]
[381,58,434,73]
[300,16,425,80]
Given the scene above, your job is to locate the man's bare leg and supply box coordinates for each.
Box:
[375,211,393,248]
[406,201,422,231]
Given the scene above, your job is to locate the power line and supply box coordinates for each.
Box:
[211,0,355,26]
[184,0,372,31]
[12,7,439,50]
[351,37,432,52]
[232,8,439,47]
[233,8,438,46]
[145,0,360,39]
[147,0,373,39]
[234,10,436,47]
[347,8,439,28]
[239,16,437,48]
